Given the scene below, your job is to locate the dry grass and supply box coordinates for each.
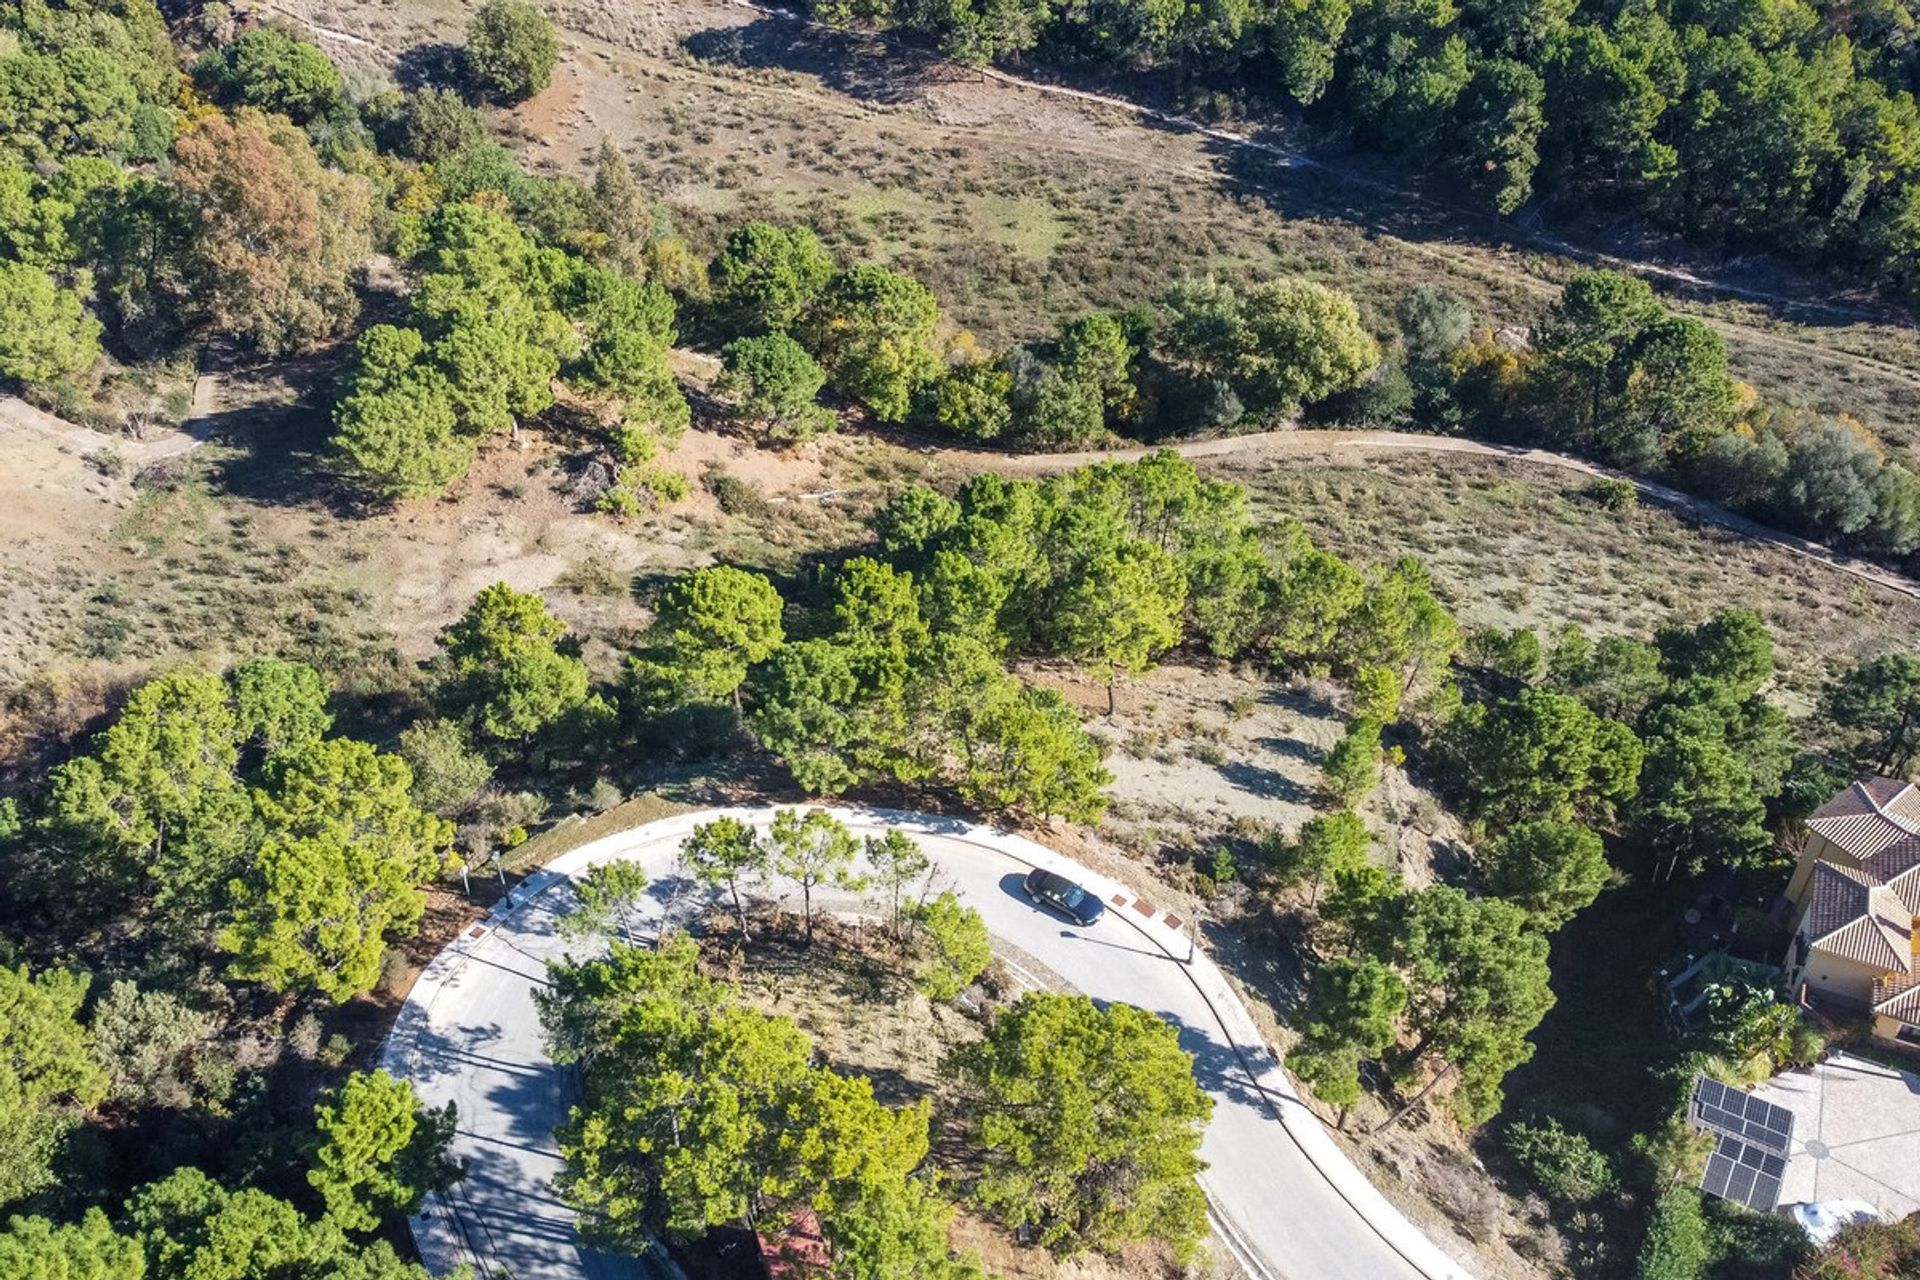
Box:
[1211,448,1920,709]
[282,0,1920,457]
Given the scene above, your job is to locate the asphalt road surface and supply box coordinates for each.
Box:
[383,807,1475,1280]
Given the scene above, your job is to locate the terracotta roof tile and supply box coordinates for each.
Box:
[1808,779,1920,859]
[1807,813,1914,860]
[1874,972,1920,1024]
[1812,778,1913,821]
[1805,864,1913,973]
[1863,837,1920,915]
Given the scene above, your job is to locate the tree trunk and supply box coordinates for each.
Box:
[731,882,750,942]
[802,882,813,943]
[1372,1062,1455,1134]
[1107,676,1117,718]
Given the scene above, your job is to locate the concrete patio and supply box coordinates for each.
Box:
[1753,1052,1920,1218]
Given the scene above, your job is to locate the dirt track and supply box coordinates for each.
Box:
[896,426,1920,604]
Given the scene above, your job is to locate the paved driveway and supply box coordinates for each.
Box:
[383,807,1477,1280]
[1755,1052,1920,1217]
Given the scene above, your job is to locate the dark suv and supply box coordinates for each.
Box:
[1022,868,1106,926]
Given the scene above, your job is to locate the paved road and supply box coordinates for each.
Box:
[383,807,1476,1280]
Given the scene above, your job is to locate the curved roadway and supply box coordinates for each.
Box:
[382,806,1476,1280]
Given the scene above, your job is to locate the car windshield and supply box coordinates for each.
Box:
[1058,883,1085,909]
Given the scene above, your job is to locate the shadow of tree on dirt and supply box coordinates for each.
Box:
[681,16,945,107]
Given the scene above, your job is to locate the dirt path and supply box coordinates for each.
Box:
[0,395,201,464]
[700,0,1918,347]
[922,426,1920,604]
[266,0,1920,400]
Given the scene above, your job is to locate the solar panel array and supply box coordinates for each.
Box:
[1689,1077,1794,1213]
[1702,1135,1788,1212]
[1690,1077,1794,1151]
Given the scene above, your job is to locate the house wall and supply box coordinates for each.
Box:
[1873,1013,1920,1045]
[1803,948,1888,1008]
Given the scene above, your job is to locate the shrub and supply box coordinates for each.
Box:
[1502,1118,1614,1204]
[907,891,992,1001]
[396,720,493,816]
[1588,477,1640,511]
[704,469,767,517]
[383,87,487,162]
[1322,717,1384,805]
[1637,1189,1711,1280]
[466,0,560,102]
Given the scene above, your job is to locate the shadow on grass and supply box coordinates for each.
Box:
[681,16,946,108]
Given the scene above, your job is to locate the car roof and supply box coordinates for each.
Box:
[1030,868,1073,890]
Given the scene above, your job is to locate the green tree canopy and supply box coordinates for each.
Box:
[1528,272,1736,468]
[1393,886,1555,1123]
[639,566,785,709]
[0,1208,143,1280]
[1055,541,1186,715]
[228,658,332,758]
[748,640,867,797]
[707,221,835,335]
[0,261,100,385]
[219,739,454,1002]
[803,264,943,423]
[1636,1188,1712,1280]
[1632,700,1774,875]
[1823,653,1920,776]
[1479,820,1610,929]
[905,890,992,1001]
[394,720,493,817]
[1654,607,1775,698]
[1286,956,1408,1113]
[558,859,652,943]
[0,964,107,1207]
[1442,687,1643,827]
[540,937,932,1242]
[466,0,560,101]
[308,1069,461,1232]
[197,27,342,122]
[947,992,1212,1259]
[923,359,1013,440]
[1160,276,1380,415]
[1322,717,1386,806]
[328,325,472,502]
[437,583,592,747]
[720,332,833,440]
[768,807,863,941]
[864,829,931,932]
[41,670,252,912]
[125,1167,437,1280]
[1270,809,1372,904]
[682,816,770,940]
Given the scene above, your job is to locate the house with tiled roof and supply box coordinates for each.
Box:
[1781,777,1920,1046]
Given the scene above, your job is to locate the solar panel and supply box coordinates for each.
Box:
[1700,1134,1786,1213]
[1687,1076,1794,1155]
[1688,1076,1793,1212]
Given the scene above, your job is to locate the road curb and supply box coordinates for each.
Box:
[385,805,1476,1280]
